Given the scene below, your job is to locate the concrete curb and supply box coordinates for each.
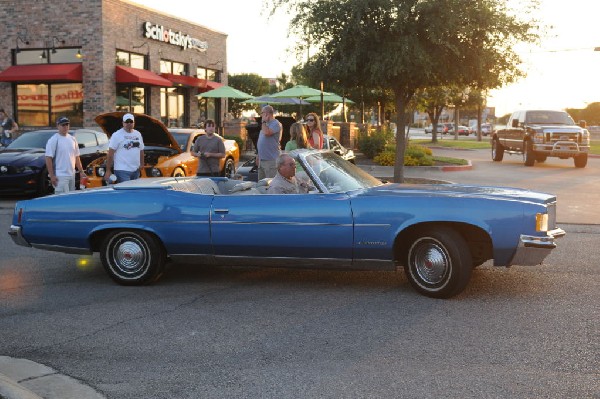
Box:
[0,356,105,399]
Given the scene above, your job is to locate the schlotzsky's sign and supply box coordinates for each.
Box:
[143,22,208,52]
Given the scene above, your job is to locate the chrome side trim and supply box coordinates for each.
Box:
[169,255,395,271]
[30,243,92,255]
[8,225,31,247]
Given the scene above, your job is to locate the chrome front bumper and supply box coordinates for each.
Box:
[8,225,31,247]
[509,228,566,266]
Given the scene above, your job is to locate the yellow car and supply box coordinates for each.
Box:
[85,112,239,188]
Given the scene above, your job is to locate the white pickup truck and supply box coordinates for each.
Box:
[492,110,590,168]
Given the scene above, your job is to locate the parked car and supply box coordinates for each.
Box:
[441,123,455,134]
[424,124,443,134]
[9,149,565,299]
[0,129,108,196]
[457,125,470,136]
[237,134,355,182]
[85,113,239,187]
[481,123,493,136]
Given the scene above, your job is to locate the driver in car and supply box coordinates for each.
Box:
[268,153,313,194]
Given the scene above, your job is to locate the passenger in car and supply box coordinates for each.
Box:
[268,153,312,194]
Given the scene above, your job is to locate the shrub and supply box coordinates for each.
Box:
[358,126,395,158]
[373,144,434,166]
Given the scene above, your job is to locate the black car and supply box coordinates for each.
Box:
[0,129,109,196]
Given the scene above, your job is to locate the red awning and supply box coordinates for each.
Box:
[0,64,82,82]
[115,66,172,87]
[160,73,206,88]
[197,80,224,93]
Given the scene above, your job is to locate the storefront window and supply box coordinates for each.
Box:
[160,60,187,75]
[15,48,83,65]
[196,67,220,82]
[116,86,146,113]
[197,98,216,128]
[116,50,146,68]
[16,83,83,126]
[160,87,186,127]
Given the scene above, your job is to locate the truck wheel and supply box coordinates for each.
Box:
[492,138,504,161]
[574,153,588,168]
[524,140,535,166]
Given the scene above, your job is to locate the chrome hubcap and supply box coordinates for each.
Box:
[412,240,450,285]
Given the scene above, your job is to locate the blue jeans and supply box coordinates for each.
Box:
[114,169,140,183]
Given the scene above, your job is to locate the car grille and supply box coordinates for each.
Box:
[545,130,581,143]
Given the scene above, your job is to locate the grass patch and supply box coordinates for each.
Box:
[433,156,468,165]
[411,138,490,150]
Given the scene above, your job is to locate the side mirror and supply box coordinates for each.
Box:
[579,120,587,128]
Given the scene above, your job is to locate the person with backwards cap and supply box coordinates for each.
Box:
[104,113,145,184]
[44,116,86,194]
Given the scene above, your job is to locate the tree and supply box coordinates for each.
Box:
[227,73,271,118]
[270,0,541,182]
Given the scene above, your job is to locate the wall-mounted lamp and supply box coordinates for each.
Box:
[40,50,47,59]
[50,36,65,54]
[76,49,83,59]
[15,35,30,54]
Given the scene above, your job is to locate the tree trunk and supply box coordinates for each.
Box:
[393,95,408,183]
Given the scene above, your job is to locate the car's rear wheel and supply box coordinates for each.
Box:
[404,227,473,298]
[492,138,504,161]
[524,140,535,166]
[574,153,588,168]
[172,167,186,177]
[222,157,236,177]
[100,230,166,285]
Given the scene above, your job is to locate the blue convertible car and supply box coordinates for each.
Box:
[8,150,565,298]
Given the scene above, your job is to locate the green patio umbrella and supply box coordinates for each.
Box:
[242,95,309,105]
[196,85,253,99]
[116,95,143,106]
[271,85,322,99]
[270,85,323,117]
[304,93,355,104]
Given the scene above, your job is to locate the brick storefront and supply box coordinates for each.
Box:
[0,0,227,130]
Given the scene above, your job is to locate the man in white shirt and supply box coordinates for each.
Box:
[104,113,145,183]
[44,116,86,194]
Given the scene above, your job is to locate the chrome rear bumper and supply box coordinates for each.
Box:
[8,225,31,247]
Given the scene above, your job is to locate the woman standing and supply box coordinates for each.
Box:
[285,122,310,152]
[305,112,324,149]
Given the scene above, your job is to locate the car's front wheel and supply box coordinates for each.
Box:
[100,230,166,285]
[222,157,236,177]
[172,167,186,177]
[404,227,473,298]
[37,167,54,197]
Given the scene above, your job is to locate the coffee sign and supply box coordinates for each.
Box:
[144,22,208,52]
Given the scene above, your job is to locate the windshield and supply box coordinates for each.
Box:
[525,111,575,125]
[171,132,191,151]
[6,131,56,150]
[300,151,382,193]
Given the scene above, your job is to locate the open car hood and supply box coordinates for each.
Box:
[95,112,180,151]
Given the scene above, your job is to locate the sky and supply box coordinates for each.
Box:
[132,0,600,117]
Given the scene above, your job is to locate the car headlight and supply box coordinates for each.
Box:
[97,167,106,177]
[149,168,162,177]
[533,132,544,143]
[15,166,34,173]
[536,213,548,232]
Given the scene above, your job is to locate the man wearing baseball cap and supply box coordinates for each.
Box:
[104,113,145,183]
[44,116,86,194]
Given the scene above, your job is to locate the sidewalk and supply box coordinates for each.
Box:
[0,356,104,399]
